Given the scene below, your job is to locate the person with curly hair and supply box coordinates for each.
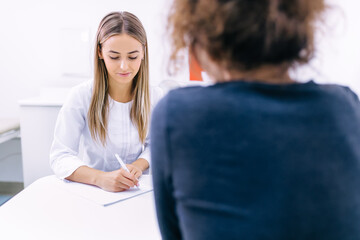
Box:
[151,0,360,239]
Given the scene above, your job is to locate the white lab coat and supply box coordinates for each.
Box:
[49,80,163,179]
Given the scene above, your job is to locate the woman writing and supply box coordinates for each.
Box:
[50,11,162,192]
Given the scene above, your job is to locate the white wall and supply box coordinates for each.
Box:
[0,0,171,119]
[1,0,360,119]
[293,0,360,93]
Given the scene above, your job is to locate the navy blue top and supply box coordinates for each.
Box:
[151,80,360,240]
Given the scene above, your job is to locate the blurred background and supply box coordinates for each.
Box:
[0,0,359,204]
[0,0,173,119]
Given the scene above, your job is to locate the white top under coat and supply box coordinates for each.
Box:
[49,80,163,179]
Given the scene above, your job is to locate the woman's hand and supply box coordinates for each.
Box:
[96,168,139,192]
[127,164,143,179]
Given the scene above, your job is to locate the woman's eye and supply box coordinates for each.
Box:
[109,56,119,60]
[129,56,138,60]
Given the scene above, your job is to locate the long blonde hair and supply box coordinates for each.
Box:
[88,11,150,145]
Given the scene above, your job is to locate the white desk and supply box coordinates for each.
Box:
[0,175,161,240]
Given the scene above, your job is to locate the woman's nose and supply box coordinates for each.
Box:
[120,59,128,70]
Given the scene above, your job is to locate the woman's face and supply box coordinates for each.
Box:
[100,34,144,86]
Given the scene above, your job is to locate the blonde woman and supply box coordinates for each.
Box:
[50,11,162,192]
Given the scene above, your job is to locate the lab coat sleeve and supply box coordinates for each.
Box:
[49,88,87,179]
[138,134,151,164]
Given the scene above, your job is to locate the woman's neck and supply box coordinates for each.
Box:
[218,64,294,84]
[193,45,295,85]
[108,80,133,103]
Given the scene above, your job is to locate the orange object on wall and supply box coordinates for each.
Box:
[189,53,203,81]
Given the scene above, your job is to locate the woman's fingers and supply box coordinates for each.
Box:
[122,168,139,184]
[99,170,140,192]
[110,167,141,190]
[134,171,142,179]
[128,164,142,180]
[118,169,139,187]
[116,180,132,189]
[120,168,135,180]
[119,176,135,188]
[129,168,141,180]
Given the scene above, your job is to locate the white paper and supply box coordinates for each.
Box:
[55,177,153,207]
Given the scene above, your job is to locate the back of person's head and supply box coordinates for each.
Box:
[168,0,326,71]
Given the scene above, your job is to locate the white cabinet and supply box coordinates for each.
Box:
[19,89,69,187]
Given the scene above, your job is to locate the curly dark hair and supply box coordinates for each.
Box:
[168,0,326,71]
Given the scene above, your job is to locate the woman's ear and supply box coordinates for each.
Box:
[191,43,223,81]
[98,45,103,59]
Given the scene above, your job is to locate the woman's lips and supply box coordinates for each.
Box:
[117,72,131,77]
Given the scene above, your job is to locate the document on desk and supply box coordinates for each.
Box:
[55,177,153,207]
